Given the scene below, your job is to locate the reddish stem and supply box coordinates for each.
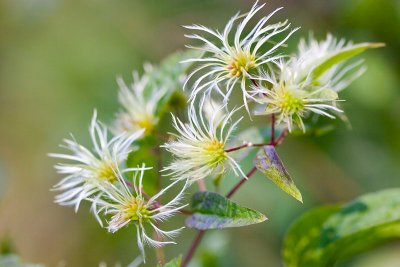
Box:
[181,166,258,267]
[271,114,276,143]
[153,229,165,265]
[226,166,258,198]
[182,79,288,267]
[181,230,206,267]
[275,128,289,146]
[225,142,278,153]
[225,143,252,153]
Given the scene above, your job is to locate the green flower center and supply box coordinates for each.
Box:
[123,197,151,221]
[203,140,227,166]
[279,89,305,114]
[227,50,256,77]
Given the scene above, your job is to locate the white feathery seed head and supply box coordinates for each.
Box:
[296,33,368,92]
[253,58,342,132]
[253,33,375,132]
[49,110,144,211]
[114,68,168,136]
[162,97,245,182]
[182,1,298,113]
[202,97,226,124]
[90,165,188,262]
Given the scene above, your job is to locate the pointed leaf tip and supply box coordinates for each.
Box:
[255,145,303,203]
[311,42,385,81]
[186,191,267,230]
[369,42,385,48]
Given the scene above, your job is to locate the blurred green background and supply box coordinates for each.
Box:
[0,0,399,266]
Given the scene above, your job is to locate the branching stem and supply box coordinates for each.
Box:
[182,80,290,267]
[225,142,269,153]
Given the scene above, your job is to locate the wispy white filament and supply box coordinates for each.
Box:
[50,110,144,211]
[183,1,298,112]
[163,97,245,182]
[253,34,369,131]
[90,165,188,261]
[114,67,168,135]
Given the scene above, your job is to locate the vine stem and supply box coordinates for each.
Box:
[274,128,288,146]
[181,230,206,267]
[271,114,276,143]
[182,80,288,267]
[225,126,289,153]
[181,165,259,267]
[225,142,252,153]
[225,142,269,153]
[226,166,258,198]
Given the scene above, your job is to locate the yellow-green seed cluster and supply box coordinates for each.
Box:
[278,89,305,115]
[203,139,227,166]
[122,197,151,221]
[227,50,256,77]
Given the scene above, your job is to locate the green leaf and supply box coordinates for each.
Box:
[157,255,182,267]
[283,206,341,267]
[254,146,303,202]
[186,191,267,230]
[311,42,384,81]
[319,188,400,265]
[282,188,400,267]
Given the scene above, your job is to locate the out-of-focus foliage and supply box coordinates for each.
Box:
[0,0,399,266]
[144,50,200,115]
[126,50,197,195]
[0,255,43,267]
[283,189,400,266]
